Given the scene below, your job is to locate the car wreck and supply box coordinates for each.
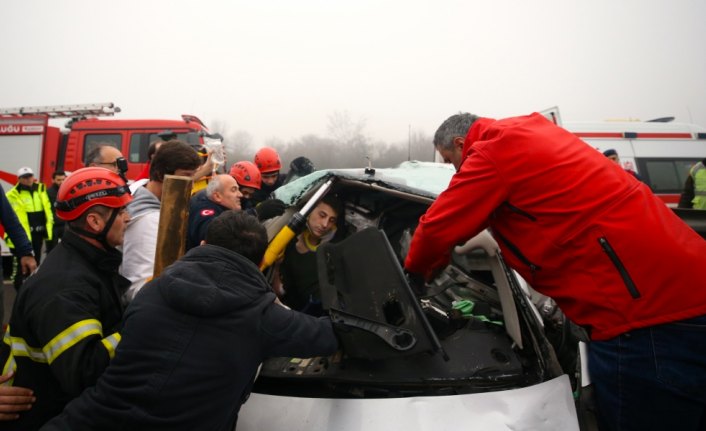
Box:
[238,161,582,430]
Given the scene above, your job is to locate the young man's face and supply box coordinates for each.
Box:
[214,175,243,210]
[261,171,279,186]
[52,174,67,187]
[239,186,257,199]
[307,202,338,240]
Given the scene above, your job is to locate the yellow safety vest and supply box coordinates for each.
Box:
[691,162,706,210]
[4,182,54,247]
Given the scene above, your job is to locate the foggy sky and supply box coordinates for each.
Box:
[2,0,705,146]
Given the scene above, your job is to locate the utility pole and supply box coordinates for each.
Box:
[407,124,411,161]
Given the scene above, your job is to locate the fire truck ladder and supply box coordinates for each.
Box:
[0,102,120,118]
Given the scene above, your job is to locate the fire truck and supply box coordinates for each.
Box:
[0,102,210,191]
[1,102,210,256]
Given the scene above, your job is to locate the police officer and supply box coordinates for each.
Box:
[678,158,706,209]
[4,167,53,290]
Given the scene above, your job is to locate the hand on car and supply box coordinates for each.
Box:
[256,199,286,221]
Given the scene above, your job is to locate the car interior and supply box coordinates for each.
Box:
[255,176,564,398]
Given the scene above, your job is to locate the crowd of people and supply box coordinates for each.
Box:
[0,138,330,429]
[0,115,705,430]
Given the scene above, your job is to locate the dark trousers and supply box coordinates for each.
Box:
[588,315,706,431]
[12,232,43,291]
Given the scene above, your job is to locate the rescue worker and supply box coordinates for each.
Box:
[251,147,286,205]
[45,170,67,254]
[187,172,286,251]
[229,160,286,218]
[41,211,338,431]
[121,140,201,302]
[678,158,706,209]
[0,167,132,430]
[229,160,262,211]
[404,112,706,431]
[276,194,342,316]
[4,167,53,290]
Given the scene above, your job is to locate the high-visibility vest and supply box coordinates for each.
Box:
[4,182,54,247]
[690,162,706,210]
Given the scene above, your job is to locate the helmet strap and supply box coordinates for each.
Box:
[70,208,120,250]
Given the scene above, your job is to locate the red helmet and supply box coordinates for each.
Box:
[55,167,132,221]
[254,147,281,174]
[229,161,262,190]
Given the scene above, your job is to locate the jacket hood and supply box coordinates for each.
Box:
[127,185,160,219]
[157,244,274,317]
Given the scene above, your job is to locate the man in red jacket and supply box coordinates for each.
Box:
[405,112,706,431]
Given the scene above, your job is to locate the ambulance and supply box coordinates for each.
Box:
[544,107,706,207]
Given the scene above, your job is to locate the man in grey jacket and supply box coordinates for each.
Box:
[42,211,338,431]
[120,140,201,302]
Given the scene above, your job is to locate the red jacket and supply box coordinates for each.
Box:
[405,113,706,340]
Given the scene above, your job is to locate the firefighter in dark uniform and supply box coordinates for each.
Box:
[0,167,132,430]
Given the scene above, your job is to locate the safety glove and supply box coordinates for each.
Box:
[255,199,286,221]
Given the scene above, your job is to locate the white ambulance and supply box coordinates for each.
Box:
[543,107,706,207]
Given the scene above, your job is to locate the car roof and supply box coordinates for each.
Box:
[274,161,455,204]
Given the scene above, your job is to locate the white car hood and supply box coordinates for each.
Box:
[238,374,579,431]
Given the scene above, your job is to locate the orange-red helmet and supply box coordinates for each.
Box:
[55,167,132,221]
[253,147,281,174]
[229,161,262,190]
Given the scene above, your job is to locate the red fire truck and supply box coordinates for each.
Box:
[0,102,209,191]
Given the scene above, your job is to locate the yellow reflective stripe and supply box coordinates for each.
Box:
[100,332,121,359]
[7,335,46,362]
[2,355,16,385]
[43,319,103,364]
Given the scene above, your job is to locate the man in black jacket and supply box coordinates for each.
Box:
[1,167,132,430]
[42,211,338,431]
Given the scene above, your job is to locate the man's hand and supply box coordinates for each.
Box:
[255,199,286,221]
[20,255,37,276]
[0,372,35,421]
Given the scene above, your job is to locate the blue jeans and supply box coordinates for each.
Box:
[588,315,706,431]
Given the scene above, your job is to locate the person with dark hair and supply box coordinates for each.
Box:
[44,170,66,254]
[4,166,53,290]
[678,158,706,209]
[121,140,201,302]
[0,167,132,430]
[602,148,647,184]
[283,156,315,184]
[277,194,343,316]
[41,211,338,431]
[404,111,706,431]
[134,140,163,182]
